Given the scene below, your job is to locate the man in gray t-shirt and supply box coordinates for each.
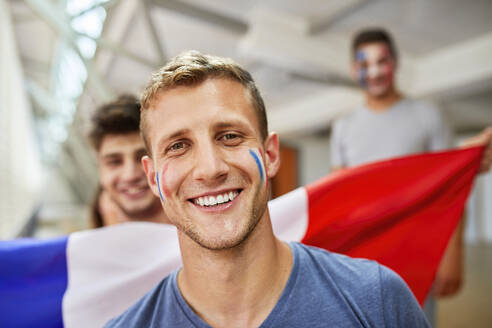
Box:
[331,28,492,325]
[331,98,452,167]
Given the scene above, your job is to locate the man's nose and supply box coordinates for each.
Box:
[367,65,382,79]
[121,161,144,181]
[192,142,229,182]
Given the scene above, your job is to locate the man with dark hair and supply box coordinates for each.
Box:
[89,95,169,226]
[106,50,429,327]
[331,27,492,323]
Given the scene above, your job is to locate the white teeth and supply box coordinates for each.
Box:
[127,187,144,194]
[194,191,239,207]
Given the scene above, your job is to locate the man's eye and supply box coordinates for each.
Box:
[170,142,185,151]
[105,160,121,167]
[223,133,238,140]
[220,133,242,146]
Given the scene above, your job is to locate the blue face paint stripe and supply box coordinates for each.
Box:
[249,149,264,182]
[155,172,165,202]
[356,51,366,62]
[356,51,367,88]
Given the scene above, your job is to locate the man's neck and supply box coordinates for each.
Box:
[177,215,293,328]
[365,88,402,112]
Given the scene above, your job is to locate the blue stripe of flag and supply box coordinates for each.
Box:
[0,236,68,328]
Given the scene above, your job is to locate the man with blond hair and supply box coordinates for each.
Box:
[105,50,428,327]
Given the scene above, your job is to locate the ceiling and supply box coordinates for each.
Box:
[6,0,492,205]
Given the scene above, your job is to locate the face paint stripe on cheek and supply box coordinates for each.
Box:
[249,148,265,183]
[155,172,166,203]
[258,148,268,188]
[160,164,171,198]
[356,51,367,88]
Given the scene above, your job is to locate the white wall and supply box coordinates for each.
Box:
[0,0,42,239]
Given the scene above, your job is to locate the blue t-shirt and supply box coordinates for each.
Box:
[106,242,429,327]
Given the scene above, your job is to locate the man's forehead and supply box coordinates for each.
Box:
[147,78,258,134]
[99,132,145,155]
[356,43,391,61]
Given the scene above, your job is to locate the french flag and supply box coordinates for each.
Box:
[0,146,483,327]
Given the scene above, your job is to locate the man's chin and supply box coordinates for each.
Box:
[120,200,162,220]
[367,87,390,98]
[187,231,251,251]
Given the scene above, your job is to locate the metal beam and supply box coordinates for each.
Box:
[94,33,159,68]
[23,0,114,102]
[268,87,363,136]
[409,32,492,98]
[142,0,167,65]
[150,0,248,34]
[25,78,60,116]
[71,0,120,18]
[21,56,51,74]
[309,0,368,35]
[95,0,139,75]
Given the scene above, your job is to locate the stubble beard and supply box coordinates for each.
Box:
[177,184,268,251]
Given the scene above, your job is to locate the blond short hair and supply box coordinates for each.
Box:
[140,50,268,154]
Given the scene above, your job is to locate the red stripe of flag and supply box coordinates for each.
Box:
[301,146,484,304]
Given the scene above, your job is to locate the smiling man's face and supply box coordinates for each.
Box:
[98,132,161,218]
[142,78,279,250]
[352,42,396,97]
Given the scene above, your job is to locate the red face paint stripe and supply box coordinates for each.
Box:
[160,164,171,198]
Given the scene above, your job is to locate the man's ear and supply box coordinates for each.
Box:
[142,155,161,199]
[264,132,281,179]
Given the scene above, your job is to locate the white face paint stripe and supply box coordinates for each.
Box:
[249,148,265,183]
[156,172,165,203]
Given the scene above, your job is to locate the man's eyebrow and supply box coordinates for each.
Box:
[156,129,190,150]
[214,120,250,131]
[101,153,121,159]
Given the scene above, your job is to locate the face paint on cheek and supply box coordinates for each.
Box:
[258,148,268,189]
[382,61,394,84]
[249,148,266,187]
[156,164,171,202]
[355,51,367,88]
[155,172,165,203]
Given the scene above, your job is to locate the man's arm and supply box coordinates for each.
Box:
[330,166,345,172]
[433,219,464,297]
[460,126,492,174]
[433,127,492,298]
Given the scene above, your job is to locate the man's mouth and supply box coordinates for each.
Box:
[191,190,241,207]
[120,186,149,198]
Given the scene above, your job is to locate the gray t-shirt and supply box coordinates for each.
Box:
[105,242,429,327]
[331,99,452,167]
